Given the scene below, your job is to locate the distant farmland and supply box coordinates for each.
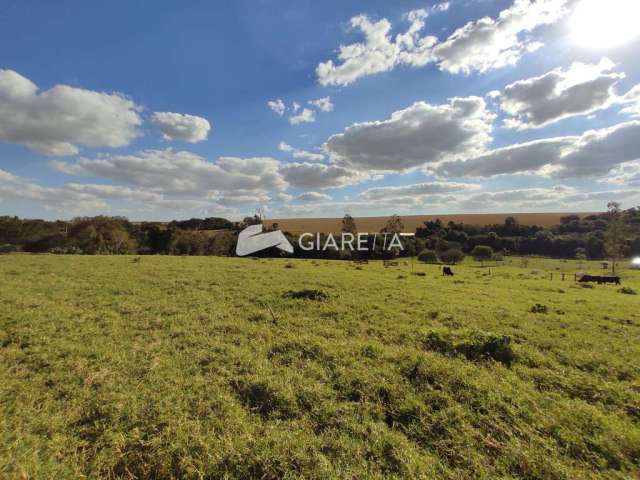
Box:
[271,212,598,234]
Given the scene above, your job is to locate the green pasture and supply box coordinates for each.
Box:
[1,254,639,479]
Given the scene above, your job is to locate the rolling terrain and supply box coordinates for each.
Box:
[1,254,638,479]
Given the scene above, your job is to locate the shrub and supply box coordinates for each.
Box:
[471,245,494,264]
[0,244,18,254]
[417,249,438,263]
[439,248,465,264]
[619,287,637,295]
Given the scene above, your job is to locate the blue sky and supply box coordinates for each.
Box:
[1,0,640,220]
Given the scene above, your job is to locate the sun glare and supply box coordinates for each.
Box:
[570,0,640,49]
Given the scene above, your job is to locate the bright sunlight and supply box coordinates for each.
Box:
[570,0,640,49]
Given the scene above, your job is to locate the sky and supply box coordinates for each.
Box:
[1,0,640,221]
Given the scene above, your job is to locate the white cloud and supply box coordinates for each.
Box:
[433,0,571,75]
[432,2,450,12]
[316,10,436,86]
[278,141,325,162]
[554,120,640,177]
[279,162,370,189]
[435,120,640,179]
[51,149,287,195]
[498,58,624,128]
[316,0,572,85]
[0,169,17,182]
[325,96,494,172]
[274,192,293,203]
[359,181,480,201]
[289,108,316,125]
[435,136,573,177]
[0,69,142,155]
[296,191,333,202]
[308,96,334,112]
[151,112,211,143]
[268,98,286,115]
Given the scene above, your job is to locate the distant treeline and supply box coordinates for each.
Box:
[1,204,639,261]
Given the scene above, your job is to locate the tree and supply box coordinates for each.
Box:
[417,249,438,263]
[574,247,587,268]
[381,214,403,234]
[439,248,465,264]
[341,214,357,234]
[471,245,493,266]
[67,216,136,254]
[604,201,629,274]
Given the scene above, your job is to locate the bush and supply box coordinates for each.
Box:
[0,244,18,254]
[417,249,438,263]
[439,248,465,264]
[471,245,494,263]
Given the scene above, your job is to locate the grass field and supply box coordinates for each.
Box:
[271,212,598,234]
[1,254,639,479]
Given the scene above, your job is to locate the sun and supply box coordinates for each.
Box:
[570,0,640,49]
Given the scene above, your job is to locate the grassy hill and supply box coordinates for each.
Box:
[1,254,639,479]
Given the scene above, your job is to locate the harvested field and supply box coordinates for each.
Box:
[271,212,599,234]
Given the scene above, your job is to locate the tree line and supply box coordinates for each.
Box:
[0,203,638,263]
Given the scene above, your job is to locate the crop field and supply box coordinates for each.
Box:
[271,212,598,234]
[1,254,639,479]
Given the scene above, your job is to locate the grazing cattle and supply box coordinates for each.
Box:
[578,274,621,285]
[442,266,454,276]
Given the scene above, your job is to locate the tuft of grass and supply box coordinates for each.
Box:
[619,287,637,295]
[530,303,549,314]
[282,289,330,301]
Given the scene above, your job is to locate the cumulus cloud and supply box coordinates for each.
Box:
[0,69,142,155]
[296,191,333,202]
[267,98,286,115]
[51,149,287,195]
[433,0,571,74]
[289,108,316,125]
[279,162,370,189]
[554,120,640,177]
[0,170,176,214]
[435,137,573,177]
[308,96,334,112]
[278,141,325,162]
[435,120,640,179]
[325,96,494,172]
[317,0,572,85]
[316,10,437,86]
[151,112,211,143]
[498,58,625,128]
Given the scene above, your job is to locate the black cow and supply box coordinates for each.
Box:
[442,266,454,276]
[578,274,620,285]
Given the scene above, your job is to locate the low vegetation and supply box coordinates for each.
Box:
[1,254,639,479]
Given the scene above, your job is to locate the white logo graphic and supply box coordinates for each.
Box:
[236,224,294,256]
